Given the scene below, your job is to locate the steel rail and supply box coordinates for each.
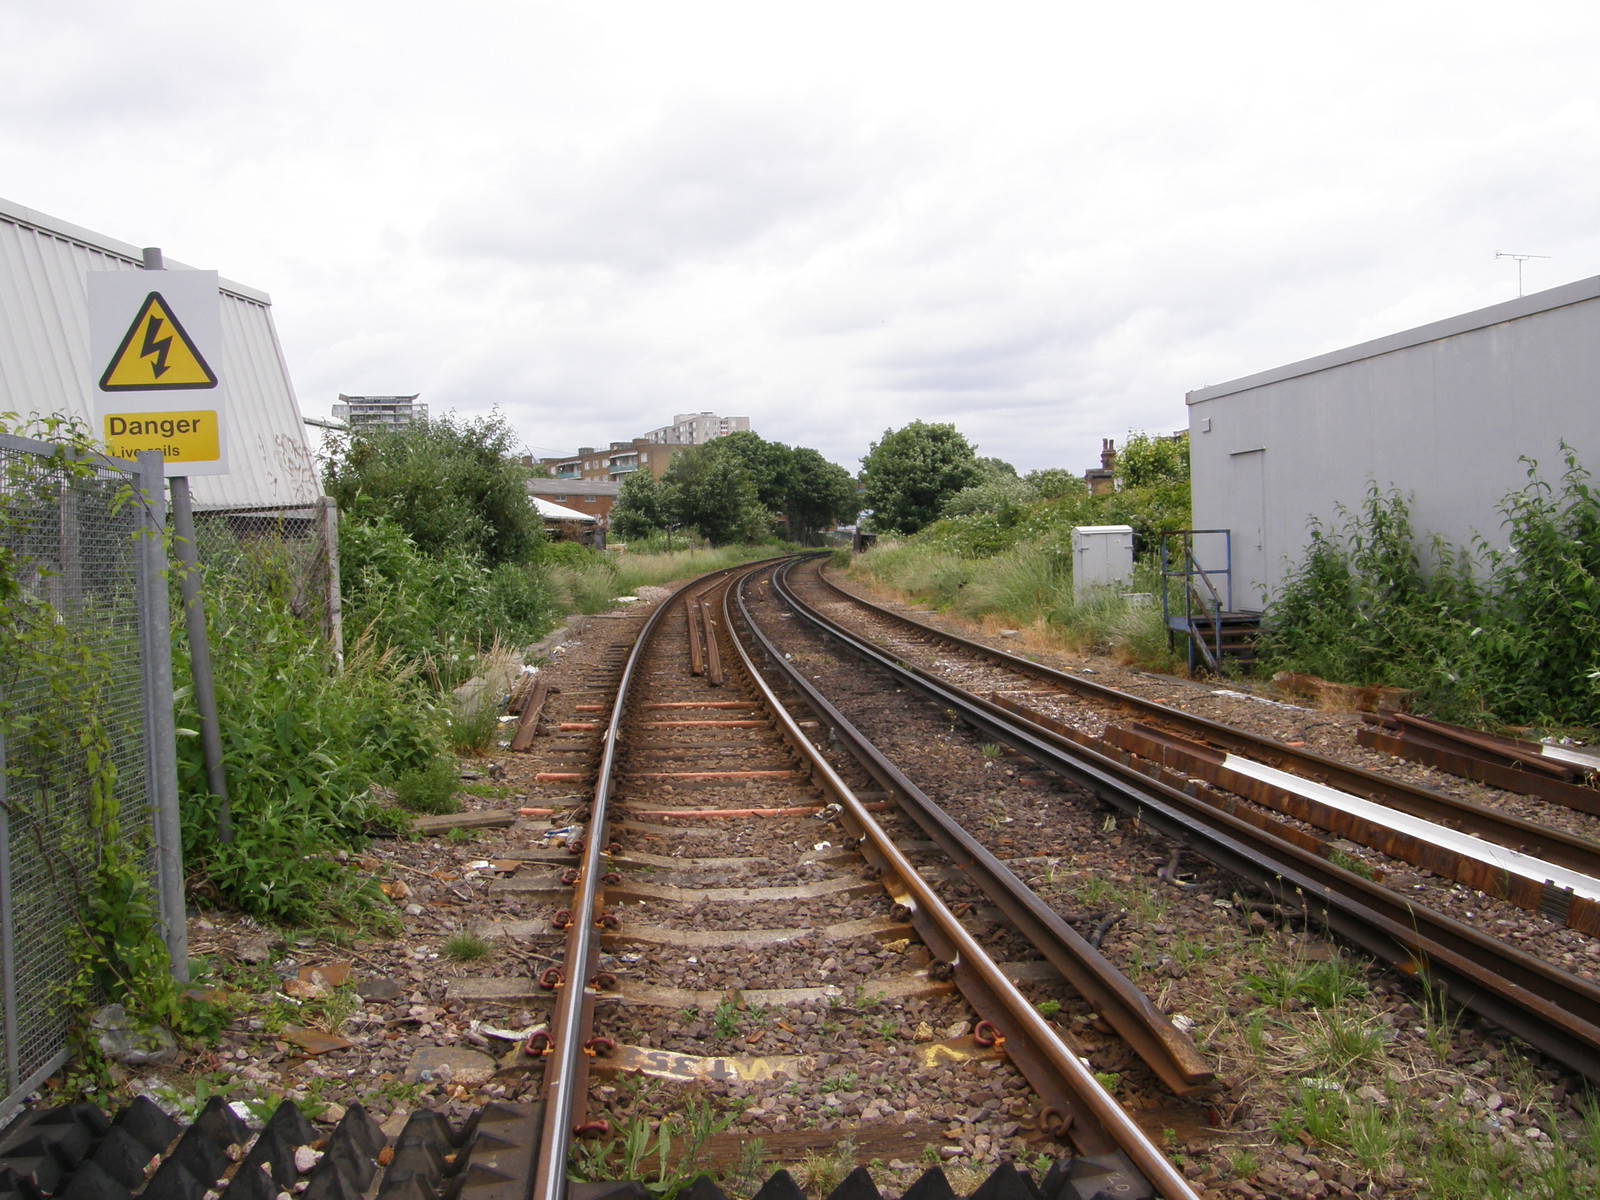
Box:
[728,564,1200,1200]
[777,562,1600,1083]
[805,564,1600,878]
[757,565,1215,1096]
[529,561,784,1200]
[1357,715,1600,819]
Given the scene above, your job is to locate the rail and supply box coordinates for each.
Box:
[809,565,1600,881]
[529,560,782,1200]
[735,562,1200,1198]
[787,561,1600,1083]
[763,562,1214,1096]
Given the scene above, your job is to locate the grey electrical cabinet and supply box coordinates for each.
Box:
[1071,525,1135,599]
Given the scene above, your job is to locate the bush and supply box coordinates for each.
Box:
[323,410,542,566]
[850,537,1174,667]
[339,515,560,677]
[1259,453,1600,729]
[392,758,461,814]
[176,525,447,926]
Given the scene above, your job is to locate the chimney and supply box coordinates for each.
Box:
[1101,438,1117,471]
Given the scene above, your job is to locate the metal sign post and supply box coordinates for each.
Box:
[89,251,234,855]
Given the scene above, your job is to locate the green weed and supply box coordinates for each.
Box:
[1242,949,1367,1009]
[1327,847,1376,880]
[448,694,503,755]
[712,998,741,1038]
[442,932,492,962]
[1260,452,1600,728]
[393,757,461,815]
[570,1091,740,1198]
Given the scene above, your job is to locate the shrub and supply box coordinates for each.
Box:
[1260,453,1600,728]
[323,410,542,566]
[392,757,461,814]
[339,515,560,676]
[176,526,447,925]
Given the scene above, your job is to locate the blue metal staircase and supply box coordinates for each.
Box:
[1159,529,1260,676]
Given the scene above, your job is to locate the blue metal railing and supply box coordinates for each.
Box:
[1160,529,1233,675]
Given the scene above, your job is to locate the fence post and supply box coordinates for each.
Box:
[170,476,231,843]
[0,705,15,1095]
[133,451,187,981]
[319,496,344,670]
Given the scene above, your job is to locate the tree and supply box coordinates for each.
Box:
[610,470,670,540]
[941,474,1035,521]
[784,448,857,544]
[662,442,769,545]
[859,421,982,535]
[975,456,1018,482]
[323,411,540,565]
[1117,431,1190,489]
[714,430,795,514]
[1024,468,1088,503]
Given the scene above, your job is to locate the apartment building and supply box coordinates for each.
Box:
[642,411,750,445]
[535,412,749,481]
[332,394,428,429]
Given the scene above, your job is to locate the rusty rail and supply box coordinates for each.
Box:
[530,562,782,1200]
[809,564,1600,879]
[1359,714,1600,818]
[736,563,1199,1198]
[786,560,1600,1084]
[763,564,1215,1097]
[1104,721,1600,937]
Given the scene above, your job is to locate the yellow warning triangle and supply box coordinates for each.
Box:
[99,292,218,391]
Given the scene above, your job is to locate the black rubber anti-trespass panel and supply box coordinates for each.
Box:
[0,1104,112,1199]
[903,1167,963,1200]
[0,1099,1150,1200]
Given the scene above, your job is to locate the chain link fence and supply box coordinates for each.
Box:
[0,433,179,1126]
[187,500,343,663]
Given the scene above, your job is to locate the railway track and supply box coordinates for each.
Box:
[523,561,1199,1199]
[769,556,1600,1086]
[3,562,1200,1200]
[18,555,1600,1198]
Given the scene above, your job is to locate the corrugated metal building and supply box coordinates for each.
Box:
[0,197,319,512]
[1187,275,1600,610]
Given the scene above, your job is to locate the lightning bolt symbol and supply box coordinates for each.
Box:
[141,313,173,378]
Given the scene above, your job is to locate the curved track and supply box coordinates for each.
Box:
[769,556,1600,1086]
[531,561,1201,1200]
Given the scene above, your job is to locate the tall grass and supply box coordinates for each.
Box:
[1260,451,1600,729]
[534,541,784,615]
[849,538,1177,669]
[176,532,447,926]
[340,515,560,685]
[610,544,787,592]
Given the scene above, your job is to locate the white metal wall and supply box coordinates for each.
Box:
[1187,276,1600,610]
[0,197,320,512]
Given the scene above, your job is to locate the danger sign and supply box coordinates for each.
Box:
[102,410,221,466]
[99,293,218,391]
[88,269,230,476]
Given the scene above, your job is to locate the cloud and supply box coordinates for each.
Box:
[6,0,1600,482]
[429,94,895,273]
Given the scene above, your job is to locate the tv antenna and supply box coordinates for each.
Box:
[1495,250,1550,297]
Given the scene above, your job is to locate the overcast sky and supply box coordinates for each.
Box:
[6,1,1598,475]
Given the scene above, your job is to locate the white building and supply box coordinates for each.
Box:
[332,394,428,430]
[0,196,319,512]
[643,411,749,445]
[1187,275,1600,611]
